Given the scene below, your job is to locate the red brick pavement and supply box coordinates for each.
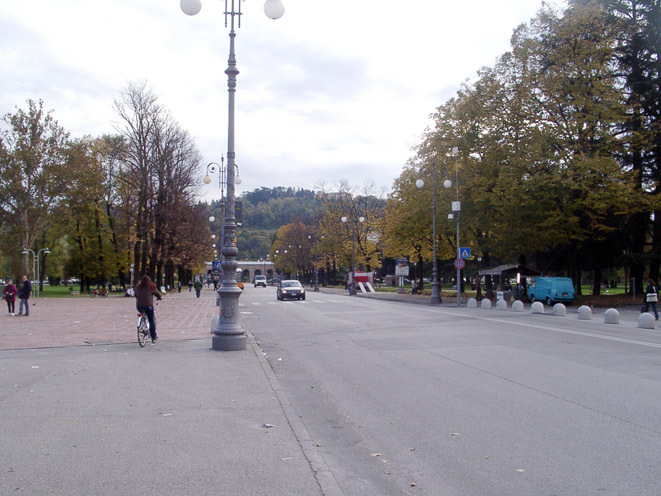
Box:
[0,288,220,350]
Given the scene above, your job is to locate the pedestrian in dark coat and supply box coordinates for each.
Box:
[194,279,203,298]
[17,275,31,316]
[643,279,659,320]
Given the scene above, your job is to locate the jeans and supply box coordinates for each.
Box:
[6,300,14,314]
[19,298,29,316]
[136,305,157,340]
[644,301,659,320]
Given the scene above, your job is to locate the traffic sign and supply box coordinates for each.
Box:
[454,258,466,270]
[460,247,471,259]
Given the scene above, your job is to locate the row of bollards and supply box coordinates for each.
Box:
[466,298,656,329]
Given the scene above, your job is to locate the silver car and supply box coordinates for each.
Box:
[276,280,306,301]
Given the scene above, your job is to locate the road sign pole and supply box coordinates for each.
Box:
[456,213,461,307]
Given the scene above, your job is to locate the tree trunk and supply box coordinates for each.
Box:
[592,267,602,296]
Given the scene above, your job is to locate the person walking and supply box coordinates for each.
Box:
[188,280,193,292]
[177,280,182,293]
[134,275,162,343]
[17,275,32,317]
[3,279,18,316]
[643,279,659,321]
[193,278,203,298]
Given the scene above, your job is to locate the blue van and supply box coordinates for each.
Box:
[527,277,576,305]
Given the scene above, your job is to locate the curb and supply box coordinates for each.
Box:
[246,329,344,496]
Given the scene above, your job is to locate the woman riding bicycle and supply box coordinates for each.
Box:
[134,275,162,343]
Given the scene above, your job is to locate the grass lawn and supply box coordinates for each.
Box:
[35,285,74,298]
[36,285,123,298]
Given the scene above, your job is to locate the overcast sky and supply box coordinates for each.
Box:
[1,0,554,200]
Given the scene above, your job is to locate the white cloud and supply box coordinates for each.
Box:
[1,0,555,199]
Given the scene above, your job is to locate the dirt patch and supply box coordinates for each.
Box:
[574,294,640,308]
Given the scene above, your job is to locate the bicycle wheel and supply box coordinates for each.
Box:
[137,315,149,347]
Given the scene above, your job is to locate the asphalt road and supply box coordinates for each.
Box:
[244,285,661,496]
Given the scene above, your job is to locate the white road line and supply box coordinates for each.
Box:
[434,308,661,349]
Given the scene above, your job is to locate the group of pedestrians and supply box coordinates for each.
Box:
[3,276,32,316]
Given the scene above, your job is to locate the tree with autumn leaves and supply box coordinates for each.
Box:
[385,1,660,295]
[269,181,385,285]
[0,84,211,291]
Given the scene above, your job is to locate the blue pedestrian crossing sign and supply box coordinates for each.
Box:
[460,247,471,259]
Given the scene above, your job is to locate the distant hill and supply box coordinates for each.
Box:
[210,187,321,259]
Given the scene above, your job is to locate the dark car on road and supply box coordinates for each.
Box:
[276,280,306,301]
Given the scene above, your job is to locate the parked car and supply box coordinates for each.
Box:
[277,280,306,301]
[527,277,576,305]
[254,275,267,288]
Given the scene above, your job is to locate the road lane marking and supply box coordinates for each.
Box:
[432,309,661,349]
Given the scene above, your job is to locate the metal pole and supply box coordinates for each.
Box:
[313,238,319,292]
[454,148,461,307]
[213,0,245,351]
[456,212,461,307]
[350,228,356,296]
[430,179,441,304]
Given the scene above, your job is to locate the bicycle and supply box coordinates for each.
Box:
[90,288,108,298]
[136,312,150,347]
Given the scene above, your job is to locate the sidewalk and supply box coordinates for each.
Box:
[0,289,334,496]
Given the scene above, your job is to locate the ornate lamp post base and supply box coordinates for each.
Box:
[430,282,441,304]
[212,286,246,351]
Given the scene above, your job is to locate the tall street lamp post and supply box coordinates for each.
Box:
[22,248,50,298]
[181,0,285,351]
[204,159,241,264]
[416,162,442,305]
[446,147,461,307]
[308,234,323,292]
[341,215,364,296]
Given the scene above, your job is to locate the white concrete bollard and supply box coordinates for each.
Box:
[481,299,492,309]
[577,305,592,320]
[638,312,655,329]
[512,300,524,312]
[531,301,544,314]
[467,298,478,308]
[552,303,567,317]
[496,299,508,311]
[604,308,620,325]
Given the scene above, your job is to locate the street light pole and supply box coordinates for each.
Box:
[451,147,461,307]
[21,248,50,297]
[181,0,284,351]
[416,162,441,305]
[341,215,364,296]
[308,234,322,292]
[204,158,242,265]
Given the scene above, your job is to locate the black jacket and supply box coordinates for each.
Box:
[18,280,32,299]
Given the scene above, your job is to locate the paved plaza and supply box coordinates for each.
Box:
[0,287,218,350]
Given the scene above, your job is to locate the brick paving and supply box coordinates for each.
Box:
[0,287,220,350]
